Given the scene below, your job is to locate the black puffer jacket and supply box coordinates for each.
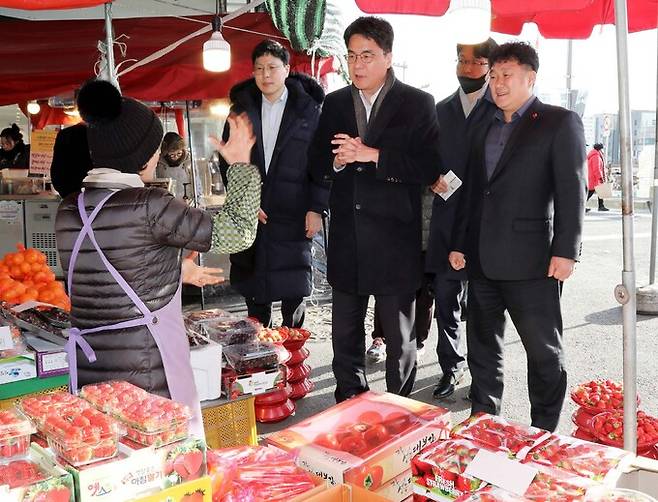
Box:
[56,186,212,395]
[219,73,327,303]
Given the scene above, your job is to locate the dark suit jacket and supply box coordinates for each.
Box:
[452,98,586,281]
[426,88,497,278]
[308,80,441,295]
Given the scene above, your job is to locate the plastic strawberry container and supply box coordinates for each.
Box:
[0,408,34,460]
[19,391,91,432]
[80,380,190,447]
[43,407,121,466]
[184,310,261,345]
[223,341,280,373]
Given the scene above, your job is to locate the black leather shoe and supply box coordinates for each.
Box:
[432,370,464,400]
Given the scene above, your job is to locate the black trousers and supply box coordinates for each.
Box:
[434,276,467,375]
[332,288,417,402]
[467,277,566,432]
[587,189,606,208]
[245,297,305,328]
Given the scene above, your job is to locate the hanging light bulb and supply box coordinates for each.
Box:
[27,101,40,115]
[449,0,491,45]
[203,1,231,72]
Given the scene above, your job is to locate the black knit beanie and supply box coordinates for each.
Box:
[76,79,163,174]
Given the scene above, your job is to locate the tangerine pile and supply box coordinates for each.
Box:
[0,243,70,311]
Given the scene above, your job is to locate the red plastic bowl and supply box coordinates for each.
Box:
[289,379,314,400]
[255,399,295,423]
[287,363,312,382]
[283,329,311,351]
[572,427,596,441]
[287,347,310,366]
[254,385,291,406]
[571,408,596,432]
[590,411,658,452]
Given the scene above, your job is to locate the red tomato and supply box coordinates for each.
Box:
[383,411,412,435]
[313,433,340,451]
[363,424,390,447]
[356,411,383,426]
[339,434,370,457]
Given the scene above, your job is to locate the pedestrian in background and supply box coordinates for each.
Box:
[586,143,609,212]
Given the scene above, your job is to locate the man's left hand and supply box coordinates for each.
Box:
[305,211,323,238]
[331,134,379,164]
[547,256,575,281]
[182,251,225,287]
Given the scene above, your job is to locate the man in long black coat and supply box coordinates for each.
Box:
[308,17,441,401]
[219,40,328,328]
[450,42,586,431]
[426,38,498,400]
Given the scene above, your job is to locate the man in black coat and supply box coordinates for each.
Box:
[219,40,328,328]
[450,42,586,431]
[308,17,441,401]
[426,38,498,400]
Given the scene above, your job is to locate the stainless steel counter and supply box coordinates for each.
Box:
[0,193,61,202]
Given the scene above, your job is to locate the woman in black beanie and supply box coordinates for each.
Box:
[55,79,261,438]
[0,123,30,169]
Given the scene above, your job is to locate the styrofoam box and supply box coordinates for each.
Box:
[190,341,222,401]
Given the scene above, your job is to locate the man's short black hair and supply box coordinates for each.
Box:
[489,41,539,72]
[594,143,604,150]
[343,16,394,53]
[251,39,290,65]
[457,38,499,60]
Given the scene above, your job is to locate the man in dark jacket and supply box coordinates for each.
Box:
[308,17,441,401]
[450,42,586,431]
[219,40,328,328]
[426,38,498,400]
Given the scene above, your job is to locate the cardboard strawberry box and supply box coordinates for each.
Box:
[267,391,451,491]
[221,364,286,399]
[66,437,207,502]
[0,444,75,502]
[411,438,489,501]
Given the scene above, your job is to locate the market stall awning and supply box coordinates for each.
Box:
[0,13,333,106]
[355,0,658,38]
[0,0,108,8]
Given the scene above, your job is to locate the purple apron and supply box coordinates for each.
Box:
[65,191,204,439]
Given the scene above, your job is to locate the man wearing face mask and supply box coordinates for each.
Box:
[426,38,498,400]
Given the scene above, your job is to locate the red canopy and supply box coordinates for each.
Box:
[355,0,658,38]
[0,0,107,8]
[0,13,333,106]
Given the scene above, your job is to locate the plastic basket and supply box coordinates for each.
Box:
[202,397,257,449]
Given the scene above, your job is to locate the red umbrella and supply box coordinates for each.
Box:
[355,0,658,37]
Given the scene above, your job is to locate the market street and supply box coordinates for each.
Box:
[257,206,658,437]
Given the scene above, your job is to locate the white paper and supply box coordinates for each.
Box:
[0,326,14,351]
[438,170,463,201]
[464,449,538,496]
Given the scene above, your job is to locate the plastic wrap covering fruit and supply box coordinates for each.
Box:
[43,407,121,466]
[453,413,551,459]
[257,327,289,344]
[79,381,191,436]
[590,410,658,453]
[0,408,35,459]
[207,446,318,502]
[125,421,188,447]
[19,392,91,432]
[584,487,658,502]
[184,310,261,346]
[0,322,29,358]
[412,438,486,501]
[525,434,631,483]
[571,379,639,414]
[223,342,280,373]
[0,459,47,489]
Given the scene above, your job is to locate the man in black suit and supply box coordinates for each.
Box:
[308,16,441,401]
[426,38,498,400]
[450,42,586,431]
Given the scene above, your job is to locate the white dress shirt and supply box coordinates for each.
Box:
[458,82,488,118]
[261,86,288,174]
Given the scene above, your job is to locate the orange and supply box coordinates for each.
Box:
[20,262,32,275]
[10,265,23,279]
[38,290,54,303]
[24,249,41,264]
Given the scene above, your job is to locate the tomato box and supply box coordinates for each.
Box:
[267,391,451,491]
[452,413,551,460]
[66,437,207,502]
[221,364,286,399]
[525,434,633,484]
[373,468,412,501]
[411,439,488,501]
[0,443,75,502]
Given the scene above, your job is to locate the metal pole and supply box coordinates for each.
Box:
[566,39,574,110]
[613,0,637,454]
[650,24,658,284]
[185,100,206,310]
[103,2,118,86]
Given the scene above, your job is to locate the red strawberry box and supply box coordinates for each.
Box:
[452,413,550,460]
[0,407,34,460]
[80,381,191,447]
[267,391,451,492]
[411,439,488,501]
[525,434,633,484]
[67,437,207,502]
[0,443,75,501]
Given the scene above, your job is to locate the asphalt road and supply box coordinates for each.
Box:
[251,206,658,437]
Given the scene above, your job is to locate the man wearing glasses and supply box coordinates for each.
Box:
[308,16,441,402]
[426,38,498,401]
[218,39,328,328]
